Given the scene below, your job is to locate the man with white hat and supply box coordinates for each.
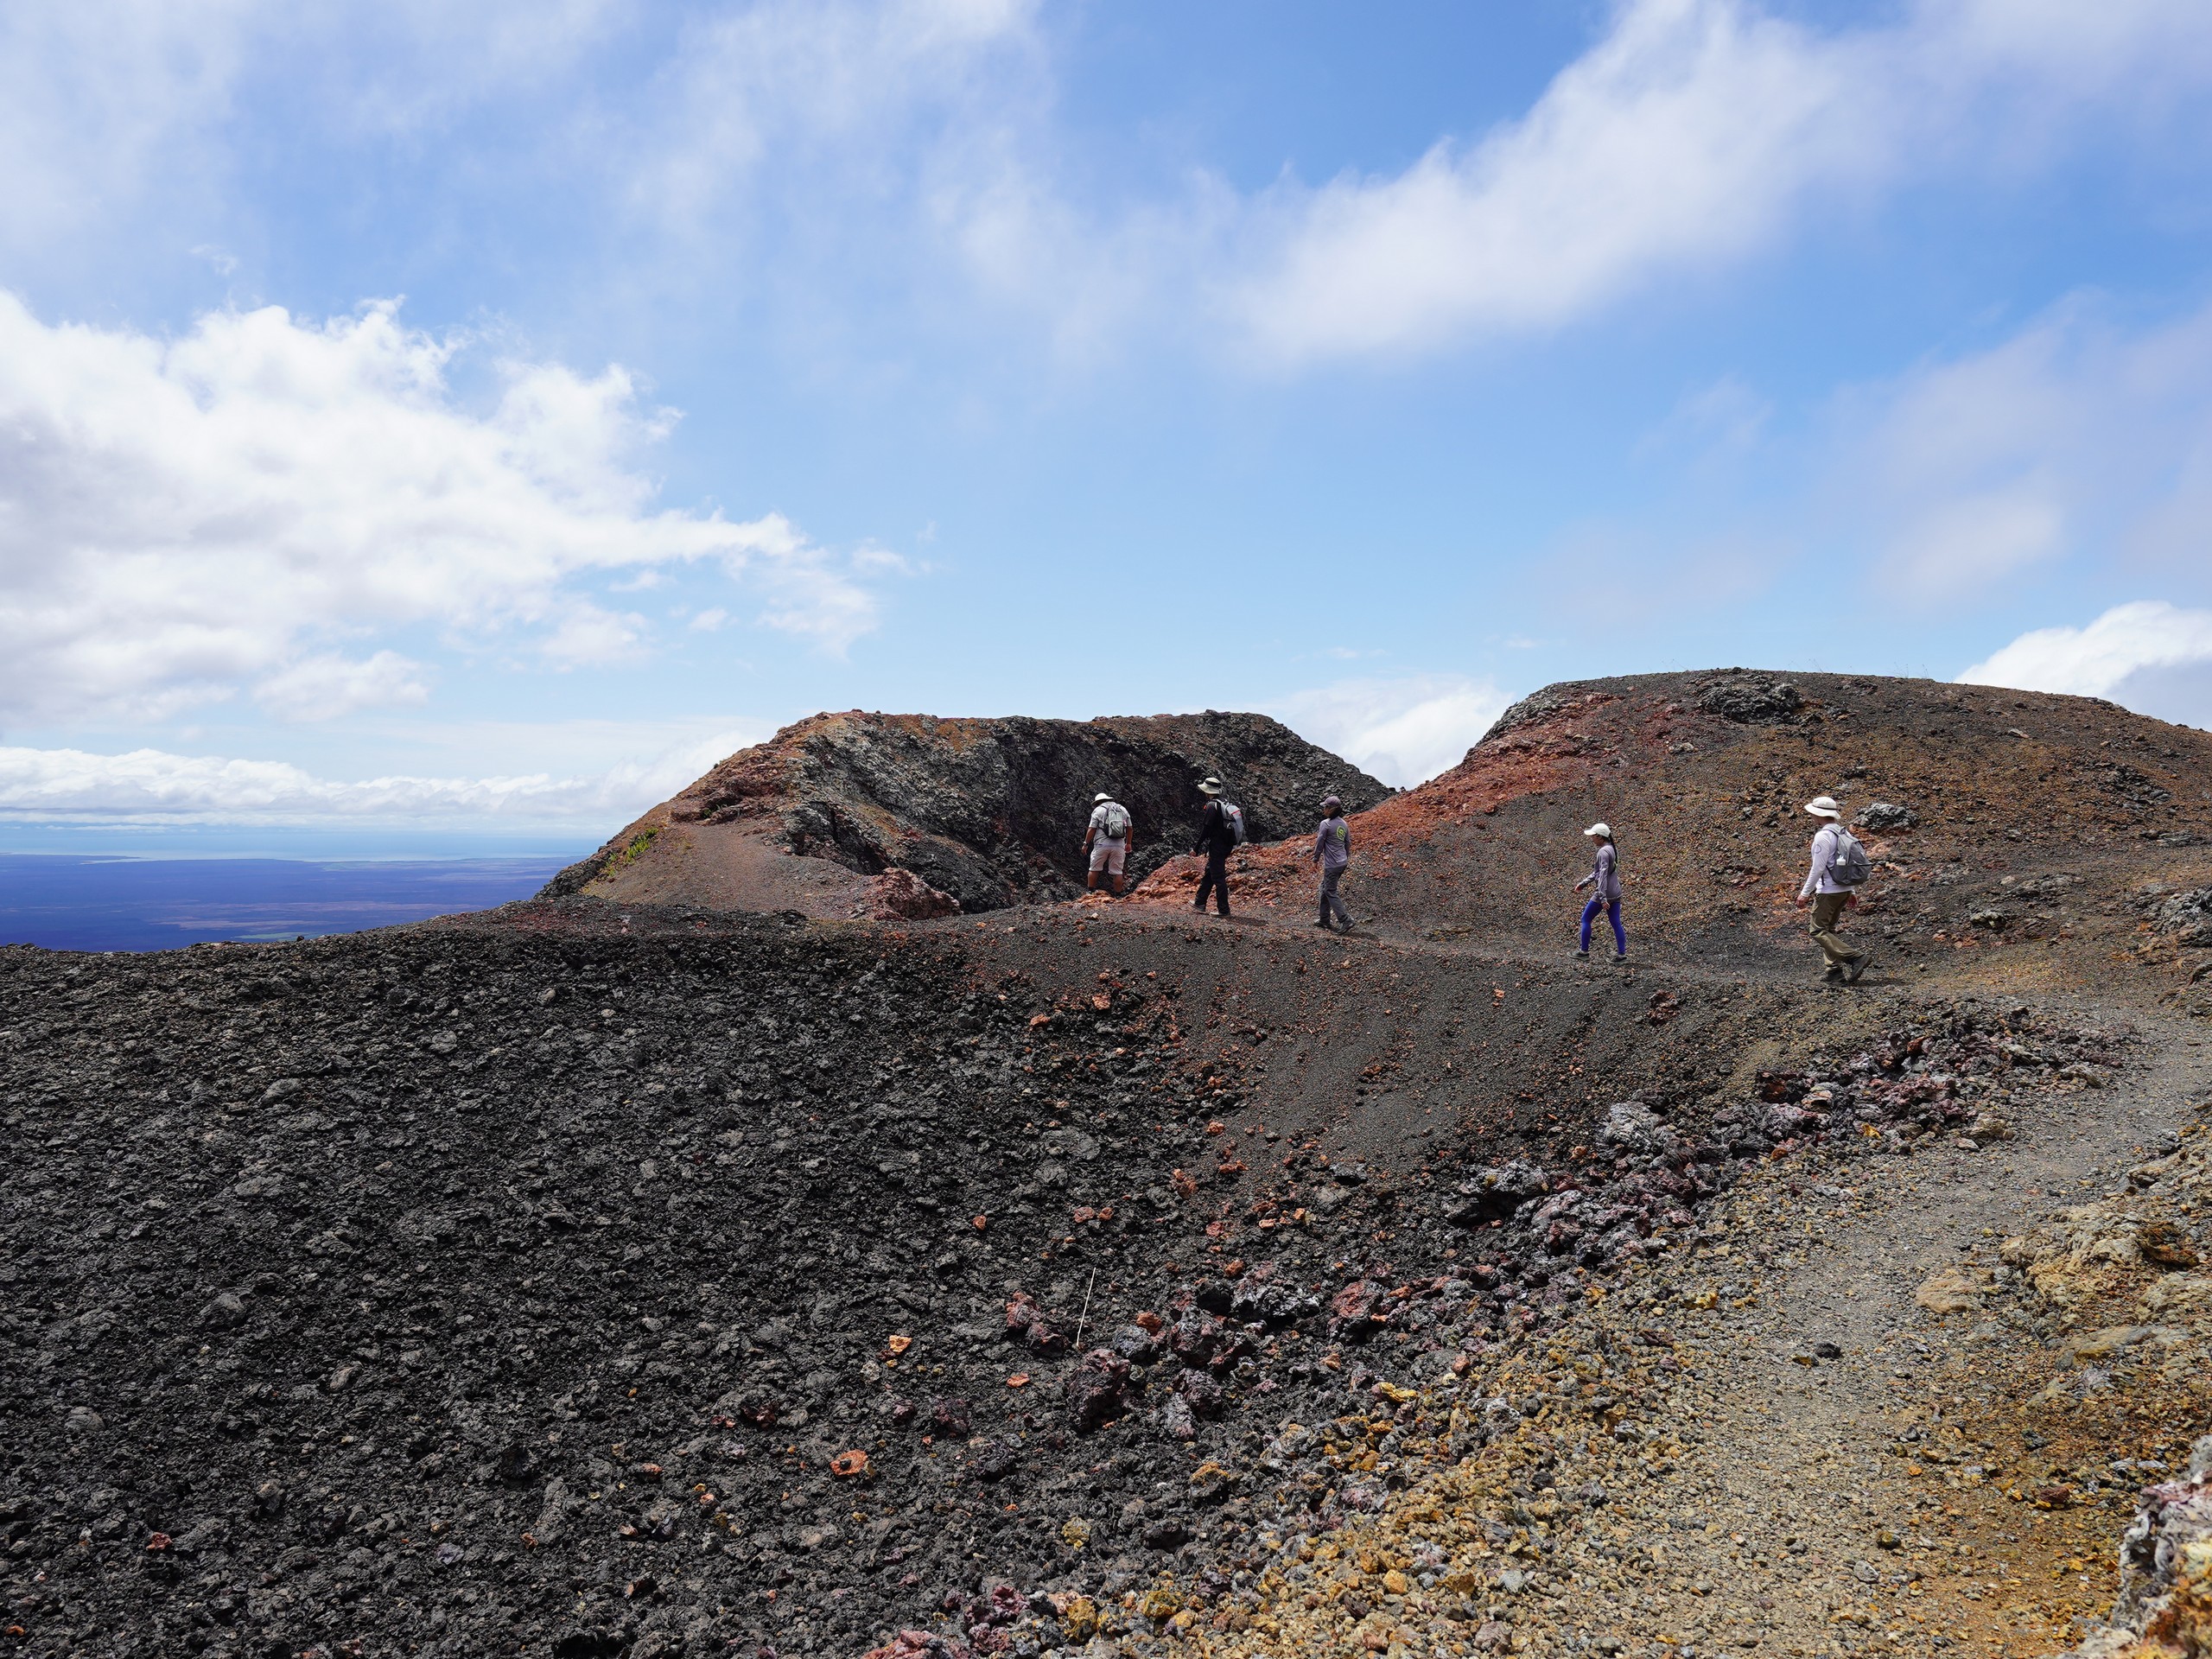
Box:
[1796,795,1872,982]
[1573,823,1625,961]
[1084,791,1133,895]
[1191,777,1236,918]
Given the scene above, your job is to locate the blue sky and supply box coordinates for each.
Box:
[4,0,2212,849]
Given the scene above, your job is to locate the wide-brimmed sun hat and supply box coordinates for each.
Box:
[1804,795,1842,819]
[1198,777,1224,795]
[1584,823,1611,838]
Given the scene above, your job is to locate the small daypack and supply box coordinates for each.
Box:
[1830,827,1872,888]
[1219,802,1246,846]
[1101,802,1130,840]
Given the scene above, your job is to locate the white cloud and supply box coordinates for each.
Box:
[634,0,1041,230]
[1227,0,2212,364]
[0,721,764,829]
[1958,601,2212,699]
[1271,673,1512,788]
[0,1,253,256]
[1637,375,1773,468]
[0,292,886,724]
[0,1,620,267]
[254,652,429,721]
[12,0,2212,384]
[1834,293,2212,597]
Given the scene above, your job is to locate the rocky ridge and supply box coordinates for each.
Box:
[1128,671,2212,1015]
[544,712,1390,919]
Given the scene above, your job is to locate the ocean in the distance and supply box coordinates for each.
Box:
[0,855,577,953]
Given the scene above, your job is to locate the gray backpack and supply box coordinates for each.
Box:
[1831,828,1872,888]
[1100,802,1129,840]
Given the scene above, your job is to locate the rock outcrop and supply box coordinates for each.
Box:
[543,709,1389,916]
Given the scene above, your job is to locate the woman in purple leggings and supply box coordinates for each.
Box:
[1573,822,1626,961]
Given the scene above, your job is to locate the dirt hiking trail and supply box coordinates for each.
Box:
[1623,1015,2212,1659]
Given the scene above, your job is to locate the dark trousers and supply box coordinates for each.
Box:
[1194,850,1230,916]
[1319,864,1351,928]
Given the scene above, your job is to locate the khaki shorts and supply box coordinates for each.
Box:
[1088,838,1126,874]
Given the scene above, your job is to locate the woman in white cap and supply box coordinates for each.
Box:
[1796,796,1872,982]
[1573,823,1626,961]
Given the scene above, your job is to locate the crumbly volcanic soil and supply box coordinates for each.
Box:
[0,903,1876,1659]
[0,896,2179,1659]
[7,671,2212,1659]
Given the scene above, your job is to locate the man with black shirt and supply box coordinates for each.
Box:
[1192,776,1235,918]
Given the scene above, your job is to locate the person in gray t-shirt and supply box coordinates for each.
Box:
[1313,796,1352,931]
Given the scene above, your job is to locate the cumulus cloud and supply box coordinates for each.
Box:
[1228,0,2212,364]
[1271,673,1512,788]
[1959,601,2212,700]
[0,722,762,829]
[0,292,885,724]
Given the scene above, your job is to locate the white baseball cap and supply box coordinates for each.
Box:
[1584,823,1611,838]
[1804,796,1842,819]
[1094,792,1113,803]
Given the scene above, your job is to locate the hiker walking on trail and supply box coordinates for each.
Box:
[1084,791,1133,895]
[1192,777,1239,918]
[1796,795,1872,984]
[1573,823,1626,961]
[1313,795,1353,931]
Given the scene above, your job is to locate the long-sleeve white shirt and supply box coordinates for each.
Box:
[1800,823,1847,899]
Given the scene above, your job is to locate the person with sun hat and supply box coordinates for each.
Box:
[1573,822,1626,961]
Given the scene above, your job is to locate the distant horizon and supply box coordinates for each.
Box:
[0,823,599,861]
[3,654,2209,867]
[0,851,573,952]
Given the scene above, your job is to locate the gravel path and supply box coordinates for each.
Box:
[1137,1007,2212,1659]
[1621,1018,2212,1659]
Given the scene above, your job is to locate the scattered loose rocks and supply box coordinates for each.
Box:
[2,661,2205,1659]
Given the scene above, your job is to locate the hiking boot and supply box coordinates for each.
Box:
[1822,965,1844,982]
[1573,949,1589,960]
[1313,918,1332,931]
[1847,950,1874,984]
[1611,952,1628,963]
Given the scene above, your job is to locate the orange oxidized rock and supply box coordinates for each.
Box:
[830,1450,869,1478]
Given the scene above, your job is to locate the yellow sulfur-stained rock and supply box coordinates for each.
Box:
[1915,1265,1996,1313]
